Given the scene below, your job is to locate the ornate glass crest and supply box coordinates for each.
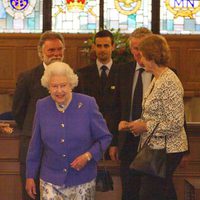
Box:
[10,0,28,10]
[3,0,36,19]
[114,0,141,15]
[66,0,86,12]
[165,0,200,18]
[53,0,96,17]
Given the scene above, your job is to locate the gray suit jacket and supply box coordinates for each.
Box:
[12,63,49,163]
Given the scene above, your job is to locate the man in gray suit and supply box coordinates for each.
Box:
[12,31,65,200]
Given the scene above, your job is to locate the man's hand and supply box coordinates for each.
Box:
[118,120,129,131]
[109,146,119,161]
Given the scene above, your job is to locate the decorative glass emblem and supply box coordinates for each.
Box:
[10,0,28,10]
[53,0,96,16]
[52,0,99,33]
[114,0,141,15]
[3,0,36,19]
[165,0,200,18]
[66,0,86,12]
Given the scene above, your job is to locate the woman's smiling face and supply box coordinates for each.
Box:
[49,75,71,105]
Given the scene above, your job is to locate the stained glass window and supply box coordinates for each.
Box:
[52,0,99,33]
[104,0,152,33]
[160,0,200,34]
[0,0,43,33]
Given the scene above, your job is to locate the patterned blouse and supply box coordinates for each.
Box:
[140,68,188,153]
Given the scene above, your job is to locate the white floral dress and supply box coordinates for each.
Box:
[40,179,96,200]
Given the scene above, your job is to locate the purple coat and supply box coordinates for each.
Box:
[26,93,112,186]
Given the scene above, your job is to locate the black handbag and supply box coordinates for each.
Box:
[96,142,113,192]
[129,123,167,178]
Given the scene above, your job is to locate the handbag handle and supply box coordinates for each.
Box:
[142,123,159,147]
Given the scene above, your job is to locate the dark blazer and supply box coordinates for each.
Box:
[112,61,138,156]
[75,63,120,146]
[12,63,49,163]
[118,61,137,121]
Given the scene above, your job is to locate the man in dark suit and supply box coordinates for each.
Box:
[109,27,153,200]
[12,31,65,200]
[75,30,120,156]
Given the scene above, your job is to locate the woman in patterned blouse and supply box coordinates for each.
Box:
[128,34,188,200]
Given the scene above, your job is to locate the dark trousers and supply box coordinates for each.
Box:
[20,136,40,200]
[139,152,184,200]
[20,164,40,200]
[120,135,140,200]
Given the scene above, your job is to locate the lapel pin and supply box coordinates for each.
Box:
[111,85,115,90]
[78,102,83,108]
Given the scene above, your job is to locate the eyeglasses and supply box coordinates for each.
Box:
[50,83,69,91]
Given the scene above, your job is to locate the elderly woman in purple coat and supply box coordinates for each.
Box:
[25,61,112,200]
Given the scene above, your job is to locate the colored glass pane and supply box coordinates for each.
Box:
[0,0,42,33]
[52,0,99,33]
[160,0,200,34]
[104,0,152,33]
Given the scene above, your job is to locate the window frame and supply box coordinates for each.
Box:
[43,0,160,33]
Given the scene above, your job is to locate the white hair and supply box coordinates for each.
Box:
[41,62,78,89]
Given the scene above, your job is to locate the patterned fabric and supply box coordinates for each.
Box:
[40,179,96,200]
[140,68,188,153]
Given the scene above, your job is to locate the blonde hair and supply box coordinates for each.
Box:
[41,62,78,89]
[139,34,171,66]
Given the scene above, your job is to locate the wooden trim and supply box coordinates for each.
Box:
[151,0,160,33]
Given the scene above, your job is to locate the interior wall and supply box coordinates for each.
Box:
[184,97,200,122]
[0,94,13,114]
[0,94,200,122]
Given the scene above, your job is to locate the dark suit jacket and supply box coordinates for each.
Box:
[12,63,49,163]
[118,61,137,121]
[75,63,120,146]
[113,61,139,157]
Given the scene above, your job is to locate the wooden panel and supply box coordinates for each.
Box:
[23,47,41,70]
[185,178,200,200]
[0,175,22,200]
[0,34,200,96]
[183,49,200,96]
[0,138,19,160]
[0,161,19,173]
[64,46,78,69]
[170,47,180,72]
[0,47,15,80]
[0,47,16,90]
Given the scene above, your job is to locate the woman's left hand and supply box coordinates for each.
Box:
[128,120,147,135]
[70,152,91,171]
